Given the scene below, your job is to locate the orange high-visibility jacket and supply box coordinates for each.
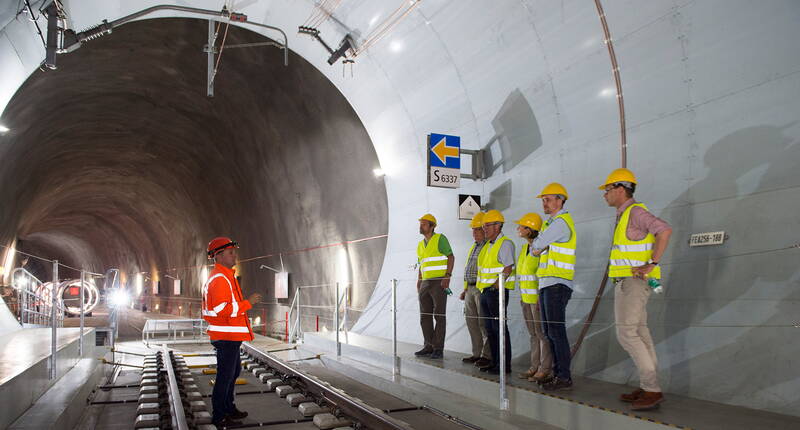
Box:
[202,263,254,341]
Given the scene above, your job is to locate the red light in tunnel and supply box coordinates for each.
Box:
[69,287,79,295]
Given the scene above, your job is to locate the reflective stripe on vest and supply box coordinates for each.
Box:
[202,273,240,318]
[516,243,540,304]
[536,213,577,281]
[477,236,515,292]
[608,203,661,279]
[417,234,448,279]
[207,324,250,333]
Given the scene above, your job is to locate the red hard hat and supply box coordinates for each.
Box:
[207,237,238,258]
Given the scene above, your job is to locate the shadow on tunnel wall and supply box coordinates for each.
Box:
[0,18,388,330]
[574,125,800,415]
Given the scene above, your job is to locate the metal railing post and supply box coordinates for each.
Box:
[342,285,348,334]
[391,279,398,377]
[499,275,509,410]
[50,260,58,380]
[296,287,301,341]
[335,282,341,357]
[79,270,85,356]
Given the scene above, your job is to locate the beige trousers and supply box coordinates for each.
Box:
[464,285,491,359]
[521,301,552,374]
[615,277,661,392]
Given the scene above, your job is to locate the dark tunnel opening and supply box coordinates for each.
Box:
[0,17,388,330]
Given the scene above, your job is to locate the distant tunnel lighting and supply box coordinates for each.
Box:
[254,316,262,326]
[109,289,130,307]
[0,125,9,133]
[389,40,404,53]
[135,273,143,295]
[373,168,385,177]
[599,87,615,98]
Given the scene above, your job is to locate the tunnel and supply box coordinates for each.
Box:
[0,17,388,325]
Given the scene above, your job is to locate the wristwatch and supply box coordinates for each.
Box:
[647,259,659,266]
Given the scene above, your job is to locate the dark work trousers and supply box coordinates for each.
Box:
[540,284,573,380]
[418,279,447,350]
[211,340,242,422]
[480,287,511,369]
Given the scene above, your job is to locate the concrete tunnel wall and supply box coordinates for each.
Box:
[0,0,798,416]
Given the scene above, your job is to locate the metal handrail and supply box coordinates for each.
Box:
[142,318,208,345]
[163,346,189,430]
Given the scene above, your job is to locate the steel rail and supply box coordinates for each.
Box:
[240,342,414,430]
[162,346,190,430]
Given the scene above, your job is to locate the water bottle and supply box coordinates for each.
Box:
[444,287,453,296]
[647,277,664,294]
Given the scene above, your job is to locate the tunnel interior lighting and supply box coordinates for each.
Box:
[0,125,9,133]
[108,289,129,307]
[373,168,385,177]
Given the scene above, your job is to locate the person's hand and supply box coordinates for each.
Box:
[441,277,451,290]
[459,290,466,301]
[631,264,654,279]
[247,293,263,304]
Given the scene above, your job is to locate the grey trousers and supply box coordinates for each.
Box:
[615,277,660,392]
[419,279,447,350]
[465,284,491,359]
[521,301,552,374]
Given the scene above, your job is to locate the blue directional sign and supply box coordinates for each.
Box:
[428,133,461,169]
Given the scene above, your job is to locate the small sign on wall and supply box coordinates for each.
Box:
[689,231,726,247]
[173,279,181,295]
[458,194,481,220]
[275,271,289,299]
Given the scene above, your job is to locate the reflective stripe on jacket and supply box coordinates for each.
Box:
[417,234,448,280]
[608,203,661,279]
[536,213,577,281]
[477,236,515,292]
[202,263,254,341]
[516,243,540,304]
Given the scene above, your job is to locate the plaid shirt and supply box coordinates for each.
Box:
[464,241,486,285]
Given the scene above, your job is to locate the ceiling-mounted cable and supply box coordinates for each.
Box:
[352,0,420,57]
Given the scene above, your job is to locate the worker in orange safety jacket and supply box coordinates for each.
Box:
[202,237,262,427]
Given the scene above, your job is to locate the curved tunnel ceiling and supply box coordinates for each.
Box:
[0,17,388,307]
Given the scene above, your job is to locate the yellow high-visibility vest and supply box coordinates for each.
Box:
[477,236,515,292]
[417,234,448,280]
[516,243,540,304]
[536,213,577,280]
[609,203,661,279]
[463,242,488,290]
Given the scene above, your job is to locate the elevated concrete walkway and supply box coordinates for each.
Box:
[303,331,800,430]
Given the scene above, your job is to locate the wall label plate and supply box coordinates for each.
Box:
[689,231,726,247]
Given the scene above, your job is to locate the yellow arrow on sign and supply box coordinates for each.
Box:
[431,137,459,164]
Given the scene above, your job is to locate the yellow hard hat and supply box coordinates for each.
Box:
[515,213,543,231]
[537,182,569,200]
[418,213,437,226]
[483,209,505,224]
[469,212,485,228]
[599,168,637,190]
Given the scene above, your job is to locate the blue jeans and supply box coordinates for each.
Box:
[480,287,511,369]
[211,340,242,422]
[540,284,572,380]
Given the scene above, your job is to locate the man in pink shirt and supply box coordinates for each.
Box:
[600,168,672,411]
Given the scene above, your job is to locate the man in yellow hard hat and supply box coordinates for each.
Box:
[459,212,491,367]
[514,213,552,383]
[532,182,576,391]
[476,209,515,374]
[415,214,455,359]
[600,168,672,411]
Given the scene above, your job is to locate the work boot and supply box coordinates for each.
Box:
[213,416,243,428]
[542,377,573,391]
[227,405,249,419]
[631,391,664,410]
[462,356,480,363]
[414,347,433,357]
[474,357,492,368]
[619,388,645,403]
[429,349,443,359]
[518,369,536,379]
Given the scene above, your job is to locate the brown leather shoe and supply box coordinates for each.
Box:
[518,369,536,379]
[474,358,492,368]
[529,371,552,383]
[631,391,664,410]
[620,388,644,403]
[462,356,480,363]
